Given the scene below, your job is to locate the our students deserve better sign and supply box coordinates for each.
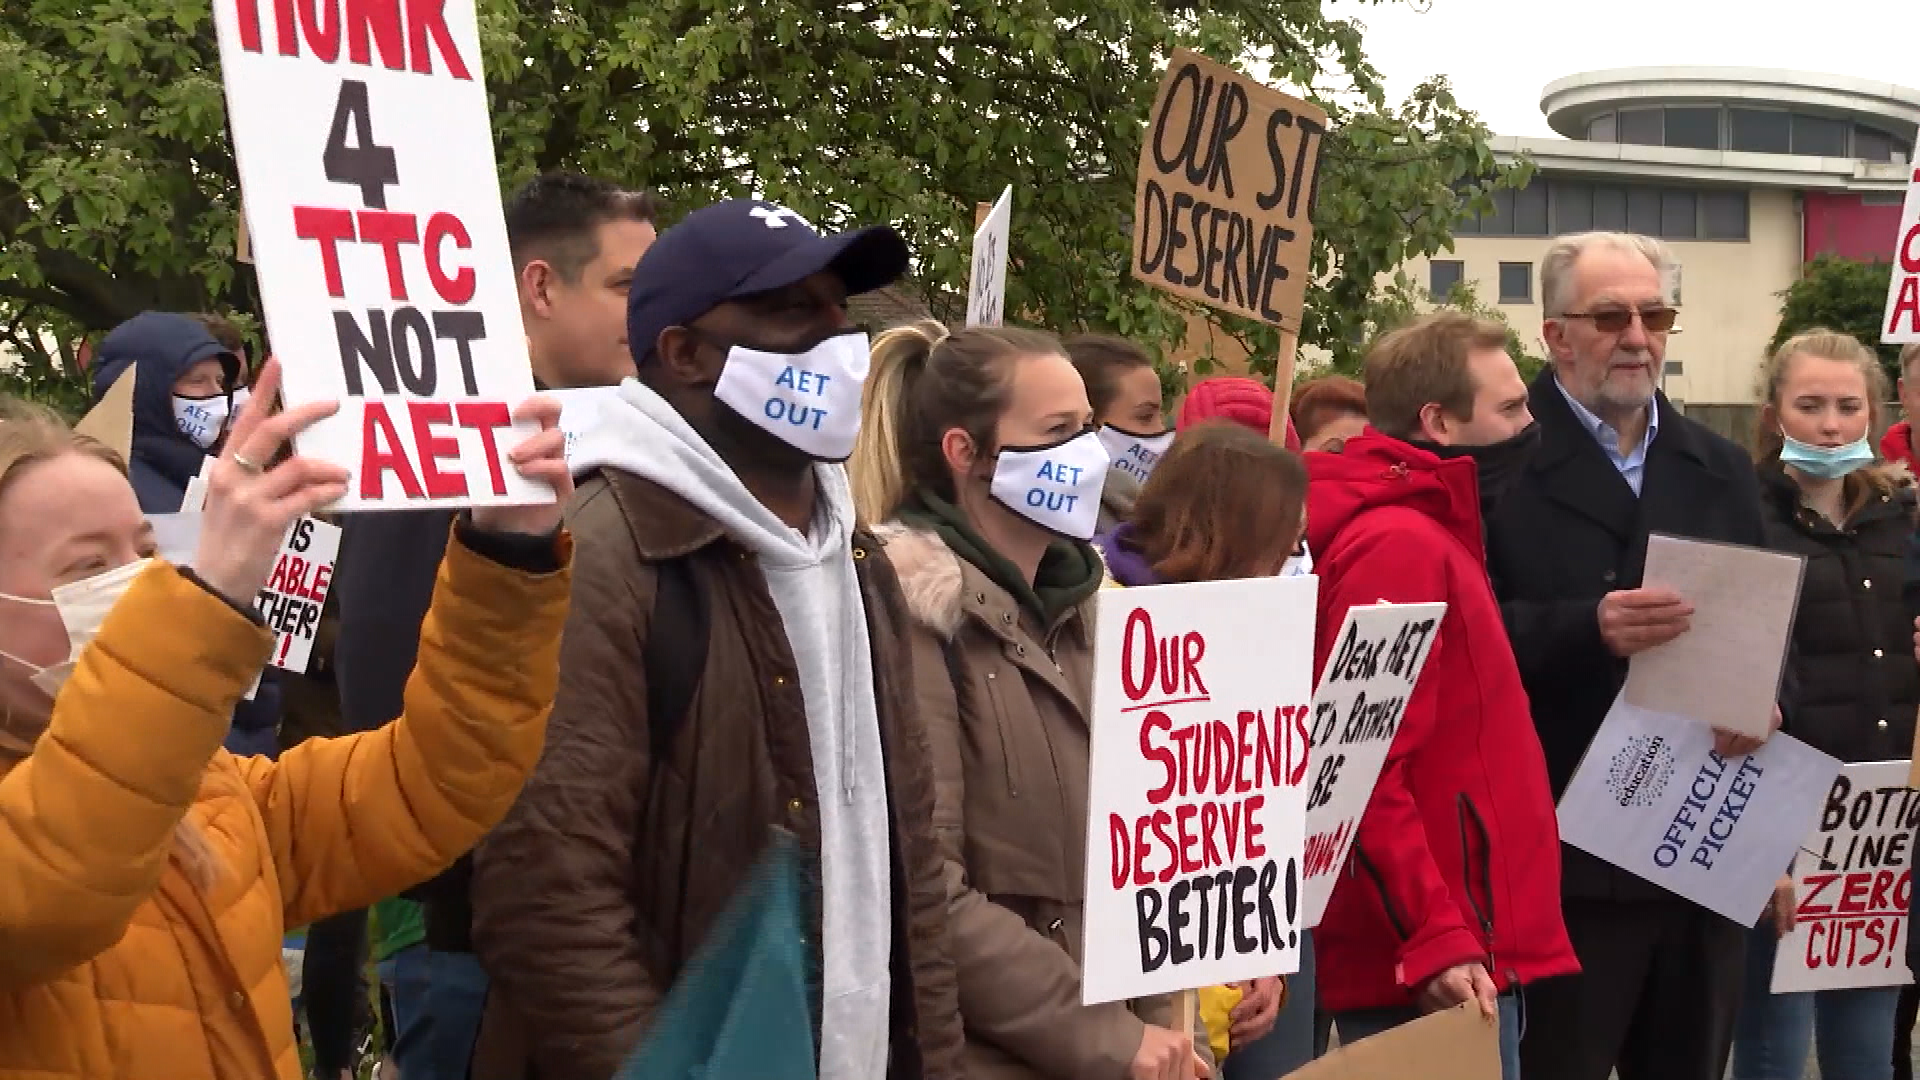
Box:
[211,0,547,511]
[1082,576,1317,1004]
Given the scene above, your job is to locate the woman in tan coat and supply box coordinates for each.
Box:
[852,321,1208,1080]
[0,362,572,1080]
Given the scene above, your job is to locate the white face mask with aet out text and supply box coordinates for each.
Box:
[989,429,1111,540]
[0,557,151,697]
[174,395,230,449]
[1097,425,1175,485]
[713,329,871,462]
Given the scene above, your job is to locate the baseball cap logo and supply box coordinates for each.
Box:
[750,205,812,230]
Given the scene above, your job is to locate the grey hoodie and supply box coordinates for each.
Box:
[569,380,891,1080]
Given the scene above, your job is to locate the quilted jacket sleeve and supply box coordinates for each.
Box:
[0,563,273,988]
[235,529,570,930]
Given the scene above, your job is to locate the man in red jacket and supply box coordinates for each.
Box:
[1306,312,1579,1079]
[1881,343,1920,471]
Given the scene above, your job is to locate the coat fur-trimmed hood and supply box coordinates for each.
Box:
[871,522,1106,641]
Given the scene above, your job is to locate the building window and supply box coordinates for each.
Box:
[1791,113,1848,157]
[1665,107,1722,151]
[1552,182,1594,234]
[1660,191,1698,240]
[1512,182,1549,235]
[1477,188,1514,236]
[1730,109,1791,154]
[1498,262,1532,305]
[1618,108,1664,146]
[1628,187,1662,235]
[1594,186,1628,231]
[1587,112,1616,142]
[1855,126,1895,163]
[1664,360,1684,376]
[1429,260,1465,300]
[1701,190,1749,240]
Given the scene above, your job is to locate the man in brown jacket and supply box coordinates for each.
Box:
[470,200,962,1080]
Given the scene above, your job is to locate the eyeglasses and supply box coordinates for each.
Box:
[1557,307,1680,335]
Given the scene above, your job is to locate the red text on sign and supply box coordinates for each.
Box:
[360,399,511,500]
[231,0,472,80]
[1120,606,1210,705]
[294,206,475,304]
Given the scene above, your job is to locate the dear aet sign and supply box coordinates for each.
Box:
[212,0,548,510]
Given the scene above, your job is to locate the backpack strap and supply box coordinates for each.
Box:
[642,554,709,772]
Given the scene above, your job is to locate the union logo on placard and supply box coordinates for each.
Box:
[1605,734,1675,808]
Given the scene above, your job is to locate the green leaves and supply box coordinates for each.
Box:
[1771,256,1899,377]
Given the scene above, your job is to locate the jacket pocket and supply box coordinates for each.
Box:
[980,669,1023,797]
[1352,844,1410,942]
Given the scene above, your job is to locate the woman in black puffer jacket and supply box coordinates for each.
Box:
[1731,329,1920,1080]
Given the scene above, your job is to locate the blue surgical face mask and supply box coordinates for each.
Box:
[1779,433,1875,480]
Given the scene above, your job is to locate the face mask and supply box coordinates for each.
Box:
[0,558,151,697]
[1779,433,1874,480]
[989,429,1111,540]
[228,387,252,429]
[1097,425,1175,485]
[712,329,870,462]
[1412,423,1541,518]
[174,395,230,450]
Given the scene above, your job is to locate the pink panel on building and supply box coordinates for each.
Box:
[1803,192,1904,262]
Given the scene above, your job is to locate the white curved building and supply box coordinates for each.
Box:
[1410,66,1916,412]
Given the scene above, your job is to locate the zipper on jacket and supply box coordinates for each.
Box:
[1352,844,1411,942]
[1456,794,1498,973]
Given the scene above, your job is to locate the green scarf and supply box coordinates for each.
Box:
[897,490,1105,625]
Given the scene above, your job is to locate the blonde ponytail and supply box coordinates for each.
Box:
[852,320,947,525]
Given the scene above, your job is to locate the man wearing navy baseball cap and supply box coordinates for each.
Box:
[473,200,964,1080]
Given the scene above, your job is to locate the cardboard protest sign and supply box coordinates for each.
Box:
[1082,575,1318,1004]
[1132,50,1327,333]
[211,0,546,511]
[1301,602,1447,928]
[1884,166,1920,345]
[1772,761,1917,993]
[75,364,135,463]
[967,186,1012,328]
[1558,696,1840,924]
[1287,1003,1498,1080]
[256,515,341,673]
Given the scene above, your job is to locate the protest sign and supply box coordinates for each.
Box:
[967,186,1012,328]
[256,515,342,673]
[1884,166,1920,344]
[1624,534,1804,738]
[1082,575,1319,1004]
[1284,1002,1498,1080]
[1301,602,1447,928]
[1131,50,1327,334]
[1772,761,1917,993]
[211,0,546,511]
[1559,696,1840,924]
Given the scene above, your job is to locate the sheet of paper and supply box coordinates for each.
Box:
[1558,695,1840,925]
[1623,533,1804,737]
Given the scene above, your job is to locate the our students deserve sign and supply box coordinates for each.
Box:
[1131,49,1327,331]
[1081,576,1317,1004]
[1773,761,1918,993]
[211,0,547,510]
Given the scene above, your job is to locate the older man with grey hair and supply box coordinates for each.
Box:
[1482,231,1787,1080]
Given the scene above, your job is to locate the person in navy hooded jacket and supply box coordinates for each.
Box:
[88,310,283,758]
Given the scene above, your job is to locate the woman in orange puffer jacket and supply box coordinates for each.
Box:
[0,361,572,1080]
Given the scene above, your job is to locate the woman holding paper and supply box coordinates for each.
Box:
[0,360,573,1080]
[1730,330,1920,1080]
[854,321,1212,1080]
[1094,420,1306,1079]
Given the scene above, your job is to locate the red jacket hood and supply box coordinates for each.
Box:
[1305,430,1485,559]
[1881,421,1913,466]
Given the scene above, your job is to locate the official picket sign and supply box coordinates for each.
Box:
[211,0,546,510]
[1081,575,1318,1004]
[1300,601,1447,928]
[1558,696,1841,924]
[1883,166,1920,344]
[967,186,1012,328]
[256,516,342,673]
[1131,49,1328,331]
[1773,761,1917,993]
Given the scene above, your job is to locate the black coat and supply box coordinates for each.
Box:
[1757,464,1920,764]
[1485,371,1785,901]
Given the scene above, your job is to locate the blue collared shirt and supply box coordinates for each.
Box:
[1554,376,1659,496]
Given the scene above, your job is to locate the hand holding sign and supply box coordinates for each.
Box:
[1129,1026,1210,1080]
[469,395,572,537]
[196,359,351,607]
[1598,587,1693,657]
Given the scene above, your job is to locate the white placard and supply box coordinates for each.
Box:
[255,515,342,673]
[211,0,546,510]
[1081,575,1318,1005]
[1300,602,1447,928]
[1772,761,1918,993]
[966,186,1012,328]
[1883,167,1920,345]
[1624,534,1804,737]
[1558,696,1840,925]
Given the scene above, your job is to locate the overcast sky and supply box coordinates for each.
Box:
[1327,0,1917,138]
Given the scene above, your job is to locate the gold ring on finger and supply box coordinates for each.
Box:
[232,452,265,475]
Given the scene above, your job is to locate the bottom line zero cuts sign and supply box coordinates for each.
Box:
[1081,575,1318,1004]
[1772,761,1918,993]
